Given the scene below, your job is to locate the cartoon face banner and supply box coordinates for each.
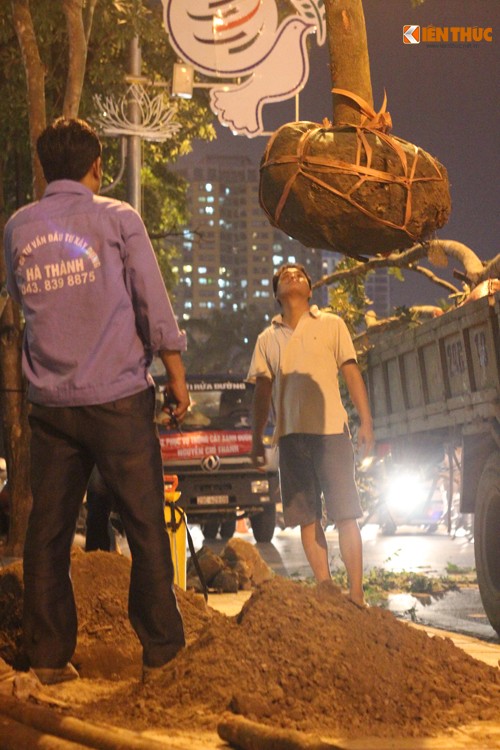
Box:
[162,0,326,137]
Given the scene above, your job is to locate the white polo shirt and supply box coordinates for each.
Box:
[247,306,357,441]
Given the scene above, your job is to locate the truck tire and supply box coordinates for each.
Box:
[250,504,276,543]
[220,517,236,539]
[474,451,500,638]
[201,520,220,540]
[380,520,397,536]
[201,517,236,540]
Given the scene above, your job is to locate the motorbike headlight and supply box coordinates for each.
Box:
[386,472,427,513]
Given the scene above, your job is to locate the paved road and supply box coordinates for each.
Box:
[197,522,500,644]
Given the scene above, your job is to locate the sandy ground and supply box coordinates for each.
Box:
[1,548,500,749]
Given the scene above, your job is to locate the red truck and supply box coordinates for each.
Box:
[155,375,279,543]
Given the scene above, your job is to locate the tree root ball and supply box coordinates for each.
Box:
[259,121,451,258]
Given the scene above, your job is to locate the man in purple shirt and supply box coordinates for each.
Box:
[3,117,189,684]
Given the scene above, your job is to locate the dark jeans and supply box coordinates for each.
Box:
[84,485,116,551]
[25,388,185,669]
[85,467,117,552]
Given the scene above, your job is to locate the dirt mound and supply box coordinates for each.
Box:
[81,577,500,738]
[1,548,500,739]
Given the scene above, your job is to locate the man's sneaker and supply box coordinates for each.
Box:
[32,663,79,685]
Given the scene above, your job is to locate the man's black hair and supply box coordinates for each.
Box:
[272,263,312,297]
[36,117,102,183]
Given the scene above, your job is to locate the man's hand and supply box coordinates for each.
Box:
[251,437,267,471]
[250,376,273,471]
[159,350,190,424]
[357,421,374,459]
[164,381,190,424]
[341,362,375,459]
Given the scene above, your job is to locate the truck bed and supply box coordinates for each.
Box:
[365,293,500,441]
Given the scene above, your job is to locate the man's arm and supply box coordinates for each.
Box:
[251,376,273,468]
[158,350,190,423]
[340,360,374,458]
[121,207,187,353]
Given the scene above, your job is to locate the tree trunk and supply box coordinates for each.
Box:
[324,0,373,125]
[62,0,88,118]
[0,171,31,558]
[2,0,95,555]
[4,0,49,556]
[11,0,47,197]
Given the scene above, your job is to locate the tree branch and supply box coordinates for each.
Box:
[61,0,88,118]
[83,0,98,44]
[406,264,459,295]
[313,239,499,293]
[148,228,203,241]
[312,244,428,288]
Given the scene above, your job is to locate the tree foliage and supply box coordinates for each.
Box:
[0,0,215,554]
[0,0,215,232]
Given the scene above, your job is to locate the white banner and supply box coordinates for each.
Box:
[163,0,326,137]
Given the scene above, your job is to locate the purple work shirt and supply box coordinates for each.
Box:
[3,180,186,406]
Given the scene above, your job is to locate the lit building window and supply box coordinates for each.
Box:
[198,267,207,274]
[183,264,192,273]
[205,183,213,192]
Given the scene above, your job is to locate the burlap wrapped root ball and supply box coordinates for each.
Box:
[259,121,451,258]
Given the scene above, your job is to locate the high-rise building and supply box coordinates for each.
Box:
[365,268,392,319]
[170,155,323,320]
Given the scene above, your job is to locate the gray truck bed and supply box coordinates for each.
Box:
[365,294,500,441]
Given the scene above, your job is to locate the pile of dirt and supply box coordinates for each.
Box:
[187,538,274,593]
[1,547,500,740]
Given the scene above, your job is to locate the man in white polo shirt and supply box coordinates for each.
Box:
[248,263,374,607]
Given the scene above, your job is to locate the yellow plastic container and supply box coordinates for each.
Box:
[164,474,186,590]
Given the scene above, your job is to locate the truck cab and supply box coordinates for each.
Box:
[154,374,279,543]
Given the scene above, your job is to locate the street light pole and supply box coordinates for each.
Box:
[127,35,142,213]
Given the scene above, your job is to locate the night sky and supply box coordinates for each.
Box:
[179,0,499,307]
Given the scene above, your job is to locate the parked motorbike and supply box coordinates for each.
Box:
[376,466,447,535]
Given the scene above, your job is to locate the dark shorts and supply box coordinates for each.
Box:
[278,431,362,527]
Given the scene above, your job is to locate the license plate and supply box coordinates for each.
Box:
[197,495,229,505]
